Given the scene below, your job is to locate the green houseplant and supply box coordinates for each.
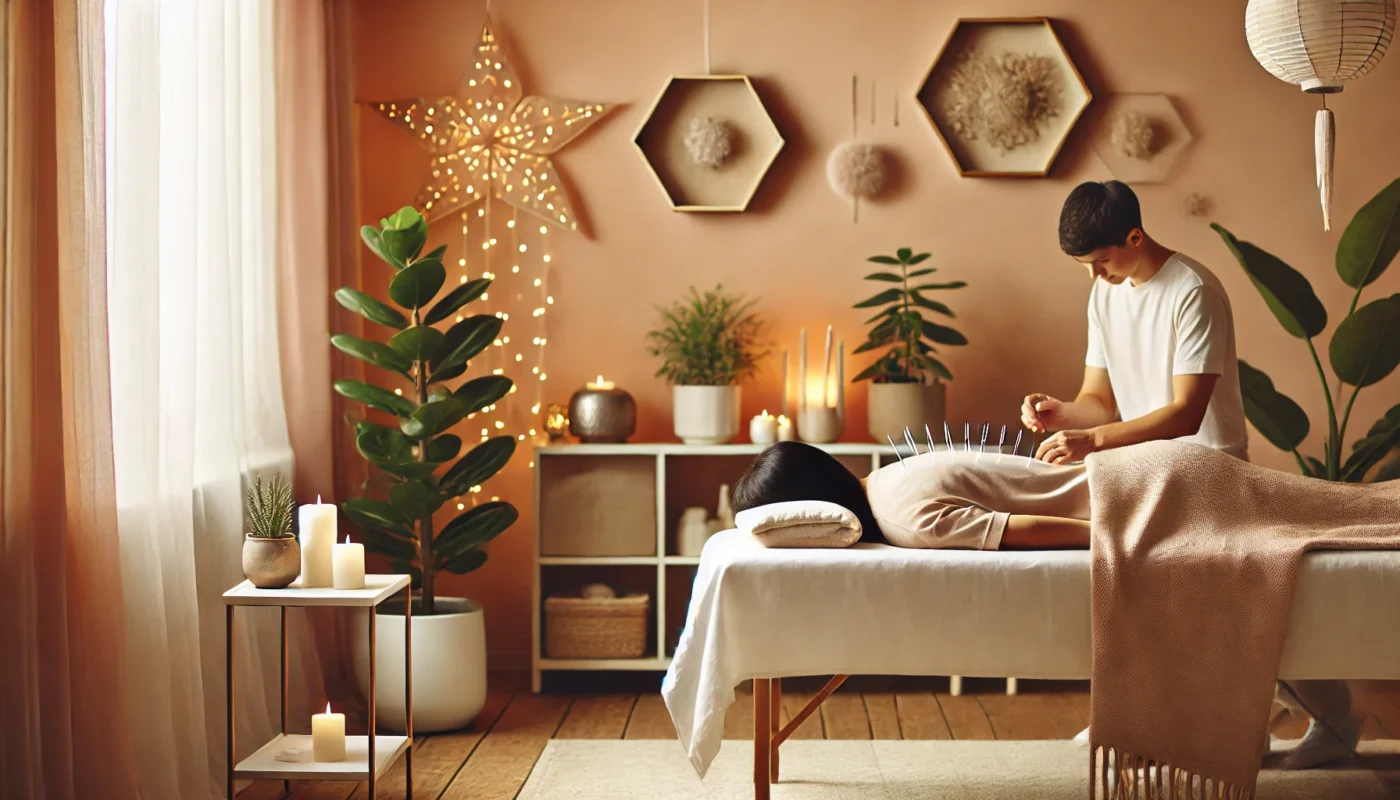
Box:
[240,474,299,589]
[1212,177,1400,482]
[851,248,968,441]
[333,206,517,732]
[646,284,767,444]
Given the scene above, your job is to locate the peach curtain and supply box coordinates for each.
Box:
[0,0,141,798]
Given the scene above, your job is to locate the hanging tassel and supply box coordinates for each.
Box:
[1315,107,1334,232]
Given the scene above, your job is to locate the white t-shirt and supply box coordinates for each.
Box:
[1086,253,1250,461]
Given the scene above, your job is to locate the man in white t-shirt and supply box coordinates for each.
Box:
[1023,181,1358,769]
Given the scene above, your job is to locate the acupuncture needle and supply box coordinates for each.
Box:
[964,422,971,452]
[1025,436,1037,469]
[1011,430,1024,462]
[943,422,955,453]
[994,425,1007,462]
[925,424,936,457]
[903,426,920,456]
[978,424,989,453]
[886,433,906,467]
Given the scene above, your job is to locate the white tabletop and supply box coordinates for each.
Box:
[223,574,411,607]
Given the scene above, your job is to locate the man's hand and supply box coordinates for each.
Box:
[1035,429,1101,464]
[1021,393,1070,434]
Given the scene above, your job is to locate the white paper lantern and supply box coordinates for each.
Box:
[1245,0,1395,229]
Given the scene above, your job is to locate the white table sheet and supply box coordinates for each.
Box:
[662,529,1400,778]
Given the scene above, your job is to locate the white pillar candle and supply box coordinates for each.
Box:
[776,415,795,442]
[749,410,778,445]
[332,535,365,590]
[798,328,807,413]
[298,496,337,588]
[312,702,346,762]
[781,348,789,420]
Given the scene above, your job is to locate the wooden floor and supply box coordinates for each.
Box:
[238,677,1400,800]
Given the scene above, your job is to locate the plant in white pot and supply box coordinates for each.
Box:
[332,206,518,733]
[647,285,767,445]
[853,248,968,442]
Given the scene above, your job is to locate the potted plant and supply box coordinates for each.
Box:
[1212,176,1400,482]
[241,474,299,589]
[332,206,518,733]
[853,248,968,442]
[646,285,766,444]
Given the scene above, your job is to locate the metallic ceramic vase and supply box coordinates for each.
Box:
[568,387,637,442]
[242,534,301,589]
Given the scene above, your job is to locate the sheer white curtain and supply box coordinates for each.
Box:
[106,0,320,796]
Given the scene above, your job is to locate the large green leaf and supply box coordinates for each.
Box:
[389,326,445,362]
[906,267,936,278]
[427,361,468,385]
[453,375,514,414]
[909,291,954,316]
[341,497,414,538]
[1375,457,1400,483]
[1341,403,1400,481]
[435,501,518,562]
[378,207,429,265]
[440,549,488,575]
[920,319,967,346]
[431,315,503,373]
[866,255,899,265]
[331,334,412,375]
[335,288,408,329]
[355,423,438,479]
[1329,294,1400,387]
[388,258,446,309]
[864,272,904,283]
[896,247,913,262]
[389,480,446,520]
[333,379,415,417]
[400,398,467,440]
[1237,359,1310,451]
[425,434,462,463]
[360,225,404,269]
[906,253,930,265]
[423,278,490,326]
[912,281,967,291]
[920,355,953,381]
[854,288,904,309]
[441,436,516,495]
[1336,178,1400,289]
[360,529,418,562]
[422,243,448,264]
[1212,224,1327,339]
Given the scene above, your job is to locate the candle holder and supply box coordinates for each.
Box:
[542,403,570,441]
[568,377,637,443]
[794,325,846,444]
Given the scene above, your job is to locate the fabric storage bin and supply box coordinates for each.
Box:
[544,594,649,658]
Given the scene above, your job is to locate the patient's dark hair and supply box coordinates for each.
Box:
[1058,180,1142,256]
[733,441,884,543]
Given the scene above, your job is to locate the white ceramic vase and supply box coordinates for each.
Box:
[352,596,486,733]
[867,382,946,443]
[673,385,741,445]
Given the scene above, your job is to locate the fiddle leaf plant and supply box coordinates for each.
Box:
[852,248,968,383]
[333,206,518,615]
[1212,176,1400,482]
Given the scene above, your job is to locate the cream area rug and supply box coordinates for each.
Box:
[519,739,1400,799]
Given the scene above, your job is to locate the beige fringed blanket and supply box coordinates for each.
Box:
[1086,440,1400,799]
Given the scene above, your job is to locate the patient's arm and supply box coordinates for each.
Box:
[1001,515,1090,549]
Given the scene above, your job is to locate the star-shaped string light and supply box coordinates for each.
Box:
[369,15,613,229]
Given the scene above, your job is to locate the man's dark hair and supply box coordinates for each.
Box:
[1058,180,1143,256]
[732,441,884,543]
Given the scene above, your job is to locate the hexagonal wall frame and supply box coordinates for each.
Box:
[915,18,1091,178]
[632,75,785,212]
[1091,93,1193,184]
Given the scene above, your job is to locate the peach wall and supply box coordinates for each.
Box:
[348,0,1400,668]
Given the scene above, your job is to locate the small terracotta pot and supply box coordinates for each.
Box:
[242,534,301,589]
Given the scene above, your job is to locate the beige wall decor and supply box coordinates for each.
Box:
[633,75,785,212]
[1091,93,1194,184]
[915,18,1091,177]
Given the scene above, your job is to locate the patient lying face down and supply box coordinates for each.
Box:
[733,441,1091,550]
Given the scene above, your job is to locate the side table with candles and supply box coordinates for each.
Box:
[223,574,414,799]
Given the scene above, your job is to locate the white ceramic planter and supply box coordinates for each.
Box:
[352,596,486,733]
[673,385,741,445]
[867,382,946,443]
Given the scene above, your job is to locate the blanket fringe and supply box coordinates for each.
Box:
[1091,746,1255,800]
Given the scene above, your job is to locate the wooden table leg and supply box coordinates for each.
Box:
[770,679,781,782]
[226,605,234,800]
[753,679,771,800]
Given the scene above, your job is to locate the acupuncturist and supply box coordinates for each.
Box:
[1022,180,1357,769]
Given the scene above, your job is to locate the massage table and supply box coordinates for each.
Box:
[661,529,1400,799]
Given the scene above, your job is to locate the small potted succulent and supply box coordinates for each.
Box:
[853,248,968,441]
[241,474,299,589]
[647,285,767,444]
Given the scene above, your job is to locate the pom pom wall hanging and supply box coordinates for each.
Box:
[684,116,733,168]
[828,75,890,222]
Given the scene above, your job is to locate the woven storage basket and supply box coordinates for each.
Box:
[544,593,649,659]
